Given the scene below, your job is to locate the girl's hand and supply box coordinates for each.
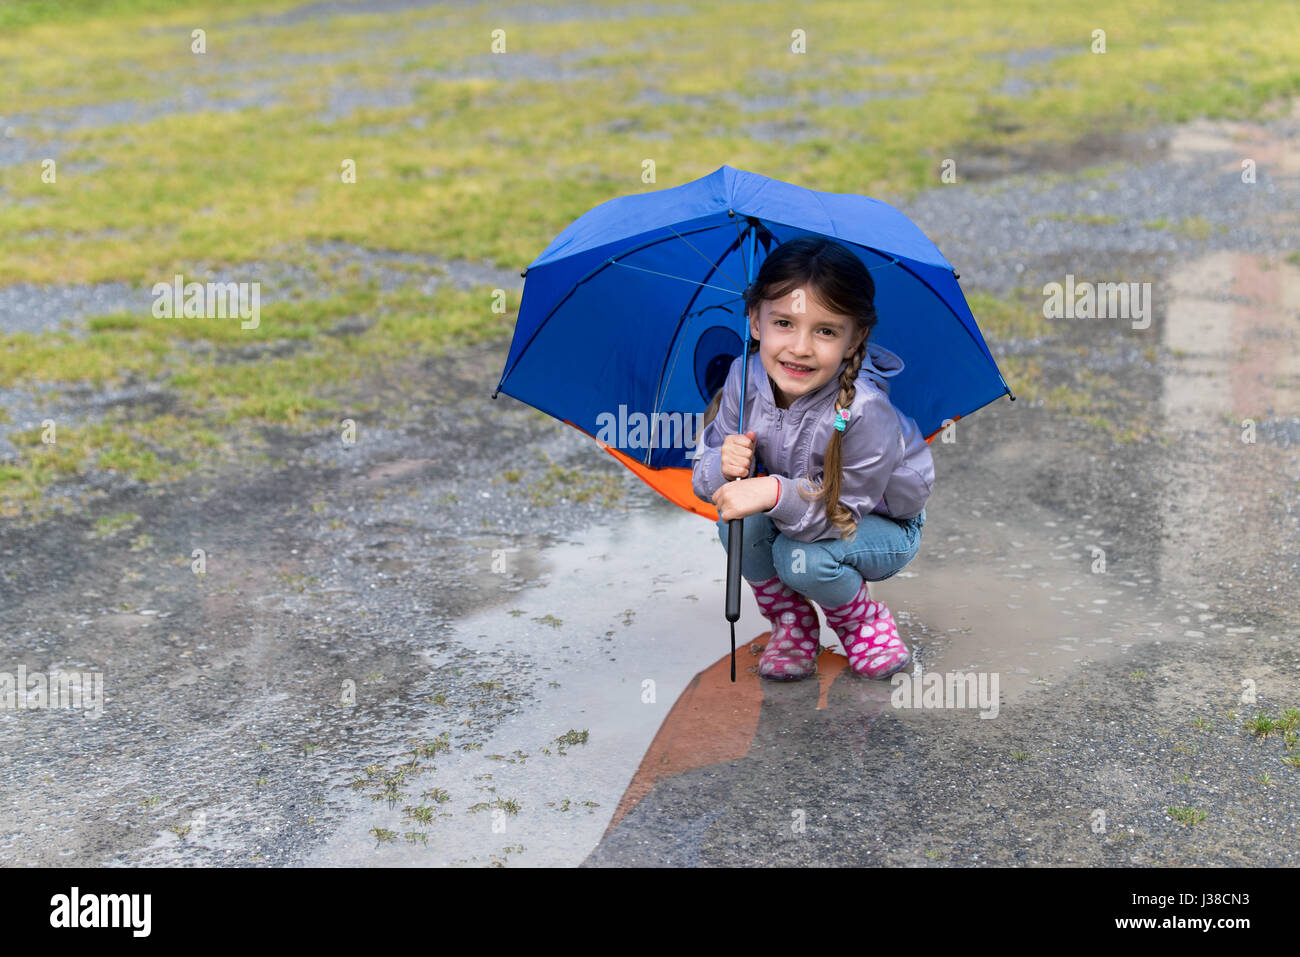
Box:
[712,476,779,521]
[720,430,757,479]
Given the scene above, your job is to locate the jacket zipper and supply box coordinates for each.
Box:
[773,408,784,475]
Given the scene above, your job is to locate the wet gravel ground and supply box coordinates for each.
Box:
[0,341,650,865]
[896,126,1300,297]
[1,3,1298,865]
[587,633,1300,867]
[0,281,141,336]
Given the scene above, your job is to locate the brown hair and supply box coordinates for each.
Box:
[700,235,879,539]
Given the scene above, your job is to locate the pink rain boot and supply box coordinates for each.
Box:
[821,579,911,679]
[748,575,820,680]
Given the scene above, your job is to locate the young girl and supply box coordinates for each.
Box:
[692,235,935,681]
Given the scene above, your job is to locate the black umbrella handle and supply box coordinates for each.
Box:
[725,517,743,623]
[725,515,742,683]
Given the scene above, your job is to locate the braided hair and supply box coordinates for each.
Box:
[699,236,879,540]
[810,334,869,539]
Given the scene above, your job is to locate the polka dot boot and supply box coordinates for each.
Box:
[820,579,911,679]
[748,574,820,680]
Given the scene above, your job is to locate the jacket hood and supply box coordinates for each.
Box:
[859,342,904,396]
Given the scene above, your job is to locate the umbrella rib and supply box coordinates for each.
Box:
[732,214,757,439]
[607,260,742,296]
[662,222,744,292]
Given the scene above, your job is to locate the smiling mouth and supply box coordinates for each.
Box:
[781,361,813,374]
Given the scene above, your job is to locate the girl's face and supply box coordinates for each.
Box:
[749,288,866,410]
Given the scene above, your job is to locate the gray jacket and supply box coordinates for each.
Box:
[692,343,935,542]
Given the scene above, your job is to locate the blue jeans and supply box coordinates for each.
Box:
[716,509,926,609]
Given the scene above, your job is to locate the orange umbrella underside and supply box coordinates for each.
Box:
[567,415,953,521]
[602,644,856,837]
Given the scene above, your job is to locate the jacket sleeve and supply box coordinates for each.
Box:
[692,357,750,503]
[764,391,904,542]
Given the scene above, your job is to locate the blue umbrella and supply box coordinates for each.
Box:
[493,164,1014,678]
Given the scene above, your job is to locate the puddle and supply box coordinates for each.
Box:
[880,254,1299,700]
[303,506,735,866]
[883,500,1193,707]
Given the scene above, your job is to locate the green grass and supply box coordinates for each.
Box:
[4,0,1299,283]
[1,411,228,518]
[404,804,435,824]
[466,796,522,815]
[0,0,295,30]
[1241,708,1300,770]
[1142,215,1227,239]
[93,510,140,537]
[965,289,1054,341]
[1167,805,1207,826]
[1034,212,1122,226]
[1245,713,1278,738]
[521,453,625,508]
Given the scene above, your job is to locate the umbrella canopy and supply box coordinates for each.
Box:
[493,164,1013,520]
